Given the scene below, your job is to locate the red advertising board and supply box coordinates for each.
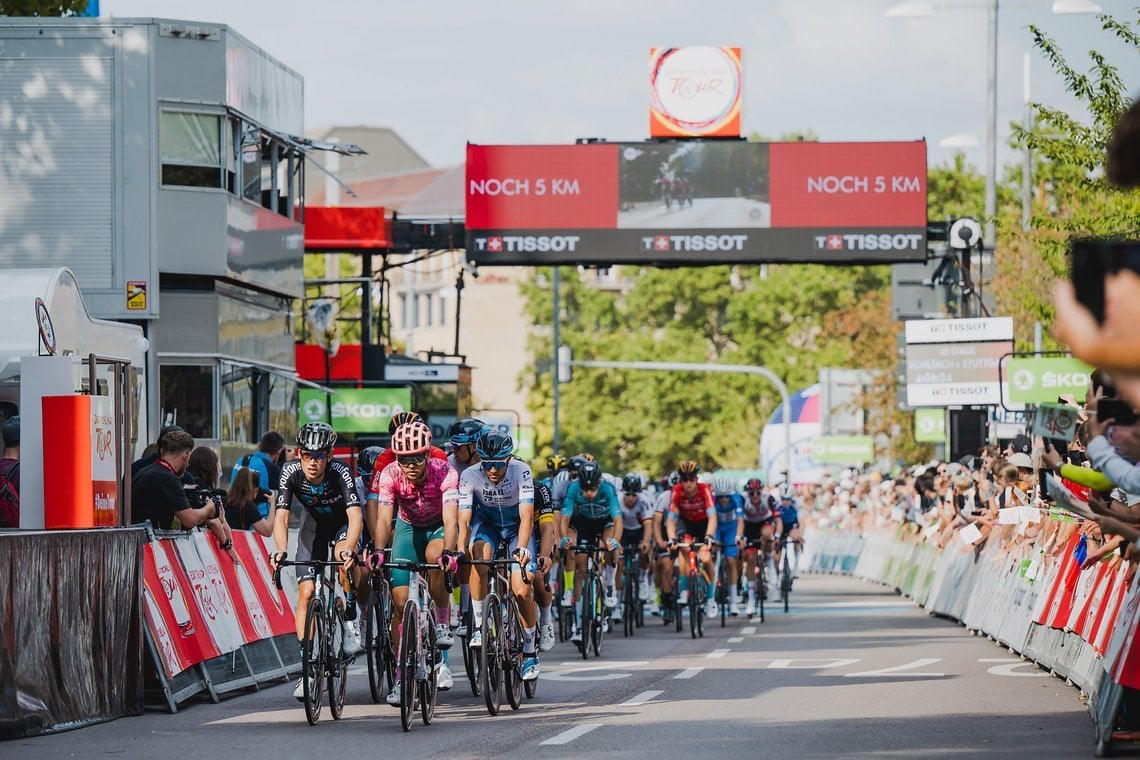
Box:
[466,140,927,265]
[141,542,220,678]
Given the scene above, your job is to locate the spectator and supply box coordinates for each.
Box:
[132,432,216,531]
[229,431,285,520]
[188,446,222,490]
[0,416,19,529]
[132,425,190,479]
[225,467,272,536]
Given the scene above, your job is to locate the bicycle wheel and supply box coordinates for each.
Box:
[481,593,503,716]
[673,564,684,633]
[461,608,481,697]
[717,562,728,628]
[420,609,437,726]
[301,595,326,726]
[328,601,348,720]
[400,600,418,732]
[689,571,700,639]
[504,597,523,711]
[591,575,606,657]
[364,585,391,704]
[781,563,792,613]
[578,579,592,660]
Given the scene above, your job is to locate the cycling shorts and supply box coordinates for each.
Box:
[742,519,776,543]
[469,515,537,574]
[389,517,445,589]
[621,526,644,549]
[568,514,613,547]
[295,516,363,583]
[677,518,709,542]
[715,522,740,559]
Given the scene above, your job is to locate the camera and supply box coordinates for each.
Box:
[949,218,982,250]
[187,486,227,512]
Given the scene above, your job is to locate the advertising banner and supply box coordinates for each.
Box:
[904,317,1013,344]
[197,532,273,644]
[299,387,412,434]
[91,395,117,527]
[904,341,1013,407]
[231,530,296,637]
[1032,402,1080,442]
[913,408,946,442]
[173,535,246,654]
[812,435,874,464]
[141,541,219,677]
[466,140,927,265]
[1007,356,1092,404]
[649,46,742,138]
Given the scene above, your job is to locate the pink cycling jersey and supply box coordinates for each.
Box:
[373,458,459,528]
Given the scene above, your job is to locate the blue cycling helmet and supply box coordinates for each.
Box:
[475,429,514,461]
[356,446,383,478]
[448,417,488,446]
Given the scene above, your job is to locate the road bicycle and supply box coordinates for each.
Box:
[362,552,397,705]
[778,533,796,613]
[273,551,356,726]
[714,542,730,628]
[672,538,709,639]
[573,541,609,659]
[742,538,770,624]
[378,558,445,732]
[468,549,532,714]
[459,603,481,697]
[620,542,645,637]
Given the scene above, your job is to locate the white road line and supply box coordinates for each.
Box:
[540,723,604,746]
[844,658,944,678]
[741,626,756,635]
[727,636,743,643]
[620,690,664,706]
[707,648,731,659]
[675,667,704,679]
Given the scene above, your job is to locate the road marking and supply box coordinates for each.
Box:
[707,648,731,659]
[544,661,649,682]
[620,690,664,706]
[979,658,1050,677]
[540,723,603,746]
[675,667,704,679]
[741,626,757,634]
[727,636,744,643]
[753,658,861,669]
[844,658,944,678]
[794,600,912,608]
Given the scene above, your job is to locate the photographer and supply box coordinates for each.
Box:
[187,446,241,562]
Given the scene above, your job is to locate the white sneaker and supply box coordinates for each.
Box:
[561,589,573,606]
[605,588,619,609]
[468,628,482,648]
[342,620,362,656]
[449,605,460,628]
[456,619,469,638]
[744,600,756,617]
[293,678,305,701]
[646,598,659,616]
[435,623,454,650]
[436,663,453,691]
[705,598,718,618]
[538,623,556,652]
[570,626,582,643]
[677,589,689,605]
[603,618,611,633]
[386,681,401,706]
[730,591,741,616]
[639,579,652,599]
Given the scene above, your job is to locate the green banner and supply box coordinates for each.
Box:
[1007,356,1093,404]
[813,435,874,464]
[516,426,536,463]
[298,387,412,434]
[914,408,946,443]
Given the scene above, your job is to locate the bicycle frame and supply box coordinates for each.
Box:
[468,553,529,715]
[378,559,442,731]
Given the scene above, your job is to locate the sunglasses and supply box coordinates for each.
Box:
[746,490,763,496]
[481,459,509,472]
[680,475,698,482]
[397,453,428,466]
[300,450,328,462]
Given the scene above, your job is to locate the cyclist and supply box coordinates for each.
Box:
[739,477,782,617]
[777,484,804,579]
[459,430,540,681]
[711,474,745,614]
[541,453,569,490]
[615,473,654,618]
[354,445,383,505]
[651,471,679,617]
[371,411,449,475]
[369,421,461,702]
[666,461,718,620]
[552,454,586,606]
[269,422,364,701]
[532,479,558,651]
[446,417,487,475]
[559,460,620,642]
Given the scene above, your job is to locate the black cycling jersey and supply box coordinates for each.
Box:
[275,459,360,526]
[534,480,555,525]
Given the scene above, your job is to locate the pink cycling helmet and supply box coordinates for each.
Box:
[391,422,431,455]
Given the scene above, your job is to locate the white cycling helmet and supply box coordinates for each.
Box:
[712,474,737,496]
[779,483,796,501]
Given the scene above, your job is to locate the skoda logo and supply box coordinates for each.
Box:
[1012,369,1036,392]
[303,398,326,421]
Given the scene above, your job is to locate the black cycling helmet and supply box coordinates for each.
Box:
[357,445,383,478]
[568,455,586,473]
[297,421,337,451]
[475,429,514,461]
[579,460,603,490]
[388,410,421,435]
[621,473,642,494]
[448,417,487,446]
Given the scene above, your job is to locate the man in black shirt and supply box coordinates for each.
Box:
[132,431,219,531]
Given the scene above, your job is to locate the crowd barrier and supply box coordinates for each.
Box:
[0,528,146,739]
[806,524,1140,756]
[141,529,301,712]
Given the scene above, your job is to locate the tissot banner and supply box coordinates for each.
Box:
[466,140,927,265]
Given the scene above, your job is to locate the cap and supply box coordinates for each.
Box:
[1007,452,1033,469]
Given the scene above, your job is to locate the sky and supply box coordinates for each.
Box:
[103,0,1139,174]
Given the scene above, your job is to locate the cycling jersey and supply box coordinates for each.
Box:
[669,482,714,523]
[654,489,672,515]
[372,458,459,528]
[620,491,655,531]
[551,470,572,512]
[561,480,620,521]
[458,460,535,528]
[447,452,478,476]
[742,494,776,524]
[534,480,556,527]
[779,502,800,527]
[370,445,448,493]
[714,493,744,523]
[276,459,360,524]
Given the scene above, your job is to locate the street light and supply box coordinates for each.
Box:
[886,0,1101,250]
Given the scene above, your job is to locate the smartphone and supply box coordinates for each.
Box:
[1099,398,1139,426]
[1070,238,1107,324]
[1045,437,1069,458]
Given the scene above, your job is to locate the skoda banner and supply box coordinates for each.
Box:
[914,408,946,443]
[298,388,412,434]
[812,435,875,464]
[1006,356,1093,405]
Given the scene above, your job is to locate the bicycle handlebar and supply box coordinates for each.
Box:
[467,556,533,586]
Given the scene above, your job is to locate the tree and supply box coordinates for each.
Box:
[0,1,90,15]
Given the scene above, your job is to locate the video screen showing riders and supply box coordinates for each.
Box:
[617,141,771,229]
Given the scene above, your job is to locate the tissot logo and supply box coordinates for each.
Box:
[641,234,748,252]
[814,233,923,251]
[474,236,580,253]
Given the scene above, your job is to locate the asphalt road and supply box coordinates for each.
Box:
[4,574,1095,759]
[617,197,772,228]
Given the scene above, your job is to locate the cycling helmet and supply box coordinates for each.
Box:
[744,477,764,492]
[578,460,603,490]
[712,474,737,496]
[779,483,796,501]
[388,410,421,435]
[357,445,383,477]
[579,452,597,462]
[621,473,642,494]
[391,421,432,455]
[677,460,699,479]
[297,422,337,451]
[667,471,681,487]
[568,455,586,473]
[476,429,514,461]
[448,417,487,446]
[547,453,569,473]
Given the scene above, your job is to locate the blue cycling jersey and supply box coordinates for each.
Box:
[779,502,799,526]
[714,493,744,522]
[561,481,620,521]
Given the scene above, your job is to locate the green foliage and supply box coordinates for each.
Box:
[927,153,985,222]
[0,0,89,15]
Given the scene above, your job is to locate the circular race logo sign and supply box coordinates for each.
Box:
[1011,368,1036,392]
[302,397,326,422]
[650,46,742,136]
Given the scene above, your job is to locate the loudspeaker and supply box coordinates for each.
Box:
[949,408,988,462]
